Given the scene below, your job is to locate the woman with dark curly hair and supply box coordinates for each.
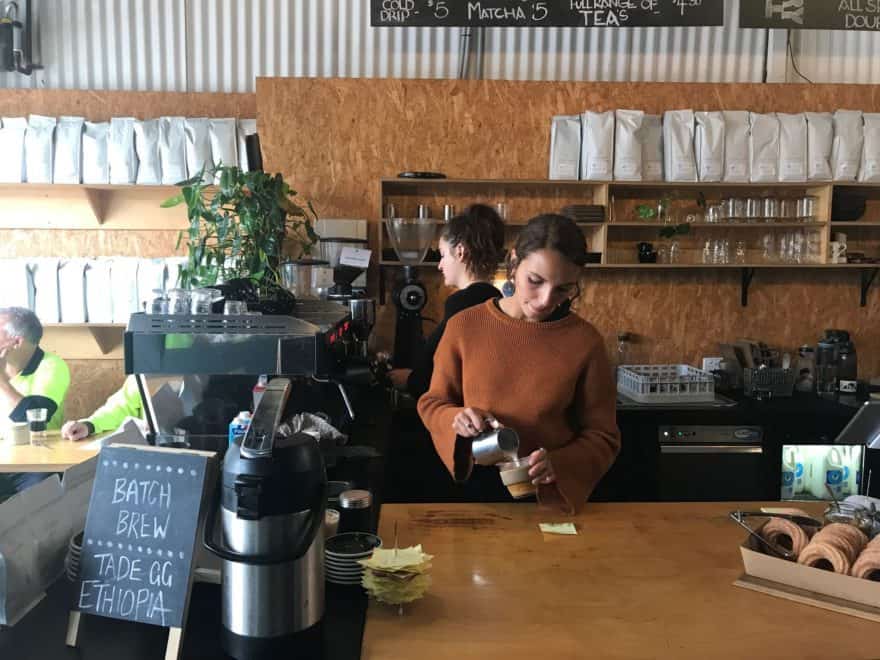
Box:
[389,203,506,399]
[418,214,620,513]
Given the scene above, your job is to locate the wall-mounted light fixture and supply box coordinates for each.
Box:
[0,0,41,75]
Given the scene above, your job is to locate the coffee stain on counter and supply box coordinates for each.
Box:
[410,510,513,529]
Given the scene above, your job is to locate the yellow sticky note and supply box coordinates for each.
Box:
[539,523,577,535]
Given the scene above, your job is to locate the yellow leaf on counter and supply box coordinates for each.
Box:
[539,523,577,535]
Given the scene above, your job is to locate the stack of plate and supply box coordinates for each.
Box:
[561,205,605,224]
[65,531,83,583]
[325,532,382,586]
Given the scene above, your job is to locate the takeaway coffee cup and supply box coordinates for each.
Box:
[498,457,538,500]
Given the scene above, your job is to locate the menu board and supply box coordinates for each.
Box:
[371,0,724,28]
[75,445,212,629]
[740,0,880,31]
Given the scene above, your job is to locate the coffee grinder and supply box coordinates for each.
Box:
[384,216,440,368]
[319,236,376,359]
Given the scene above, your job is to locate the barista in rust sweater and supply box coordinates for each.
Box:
[418,214,620,514]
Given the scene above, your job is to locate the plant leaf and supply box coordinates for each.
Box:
[161,194,185,208]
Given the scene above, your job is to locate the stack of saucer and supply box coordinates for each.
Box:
[561,205,605,224]
[325,532,382,586]
[65,531,83,583]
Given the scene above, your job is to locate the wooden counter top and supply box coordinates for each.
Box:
[0,431,99,472]
[363,502,878,660]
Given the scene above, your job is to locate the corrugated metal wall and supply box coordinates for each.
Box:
[0,0,878,91]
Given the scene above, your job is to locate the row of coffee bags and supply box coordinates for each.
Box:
[0,115,258,185]
[0,256,187,324]
[549,109,880,184]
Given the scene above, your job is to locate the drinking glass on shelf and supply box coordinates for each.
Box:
[669,241,681,264]
[798,196,818,223]
[706,204,723,224]
[791,231,805,264]
[762,197,780,223]
[701,240,713,264]
[761,233,776,262]
[735,241,748,264]
[778,233,790,263]
[805,229,822,263]
[745,198,762,224]
[780,198,798,220]
[657,244,670,264]
[495,202,509,221]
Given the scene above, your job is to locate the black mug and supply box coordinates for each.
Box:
[638,242,657,263]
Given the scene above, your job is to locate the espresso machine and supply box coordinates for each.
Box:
[124,302,356,658]
[204,378,326,659]
[384,216,440,368]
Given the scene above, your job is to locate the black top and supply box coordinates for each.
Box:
[406,282,501,399]
[8,347,58,423]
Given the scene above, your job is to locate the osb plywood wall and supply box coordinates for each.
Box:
[256,78,880,372]
[0,89,256,419]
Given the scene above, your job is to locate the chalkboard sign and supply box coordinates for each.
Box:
[741,0,880,31]
[75,445,213,629]
[371,0,724,28]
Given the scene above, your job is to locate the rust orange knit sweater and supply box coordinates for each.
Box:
[417,299,621,514]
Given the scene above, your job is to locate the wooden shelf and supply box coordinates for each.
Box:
[41,323,125,359]
[608,222,825,228]
[377,177,880,307]
[0,183,191,229]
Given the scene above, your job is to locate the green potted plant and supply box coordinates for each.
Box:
[161,164,320,291]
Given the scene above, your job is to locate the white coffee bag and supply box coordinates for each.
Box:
[137,258,167,313]
[58,259,87,323]
[695,111,725,182]
[84,258,113,323]
[663,110,697,182]
[82,121,110,184]
[109,257,140,323]
[860,113,880,183]
[184,118,212,181]
[238,118,257,172]
[548,115,581,180]
[0,117,27,183]
[53,116,84,184]
[0,258,32,309]
[25,114,56,183]
[210,118,238,181]
[159,116,187,185]
[109,117,138,184]
[722,111,750,182]
[613,109,643,181]
[640,114,663,181]
[749,112,780,183]
[29,258,60,323]
[134,119,162,185]
[777,113,807,182]
[805,112,833,181]
[580,111,614,181]
[832,110,863,181]
[165,257,188,289]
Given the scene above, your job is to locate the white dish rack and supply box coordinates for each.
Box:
[617,364,715,403]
